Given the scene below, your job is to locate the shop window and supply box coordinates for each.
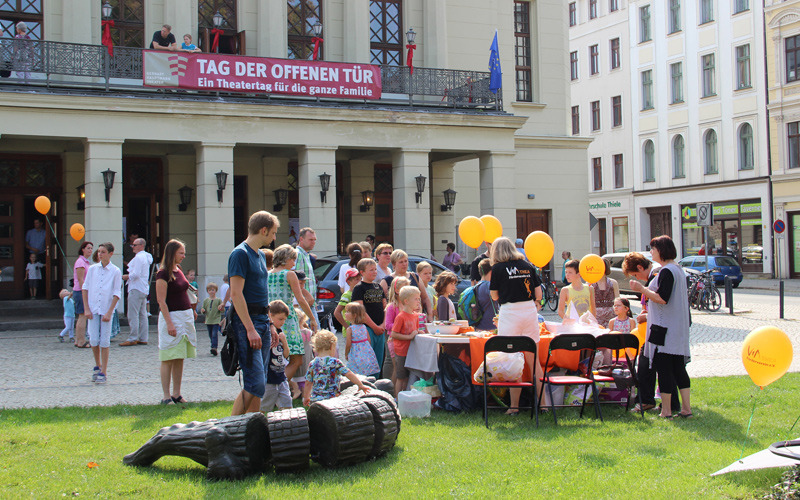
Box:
[514,1,533,102]
[788,121,800,169]
[738,123,754,170]
[199,0,243,54]
[704,129,718,174]
[288,0,321,60]
[612,217,628,252]
[643,140,655,182]
[0,0,42,41]
[672,134,685,178]
[370,0,402,65]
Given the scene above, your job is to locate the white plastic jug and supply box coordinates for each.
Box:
[397,389,432,418]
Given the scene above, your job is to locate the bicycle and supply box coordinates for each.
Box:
[687,268,722,312]
[540,269,559,312]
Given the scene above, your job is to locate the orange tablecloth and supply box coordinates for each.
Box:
[468,334,582,385]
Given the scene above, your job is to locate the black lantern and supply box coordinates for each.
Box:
[313,21,323,37]
[212,10,224,28]
[319,172,331,203]
[360,189,374,212]
[414,174,426,204]
[273,188,288,212]
[102,169,116,203]
[178,185,193,211]
[215,170,228,203]
[406,27,416,44]
[440,188,457,212]
[101,1,112,20]
[76,184,85,211]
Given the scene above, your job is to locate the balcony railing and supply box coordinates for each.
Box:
[0,39,501,110]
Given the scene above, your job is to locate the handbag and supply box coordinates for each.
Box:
[220,306,239,376]
[649,324,667,346]
[186,283,198,305]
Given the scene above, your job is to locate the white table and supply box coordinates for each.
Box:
[405,334,470,373]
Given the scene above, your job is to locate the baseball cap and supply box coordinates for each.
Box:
[515,238,524,246]
[345,268,360,279]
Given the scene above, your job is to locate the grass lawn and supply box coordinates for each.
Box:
[2,374,799,499]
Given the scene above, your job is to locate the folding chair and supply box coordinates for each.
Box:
[538,334,601,425]
[482,335,538,429]
[594,333,644,417]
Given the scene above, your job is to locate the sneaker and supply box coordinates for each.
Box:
[95,373,106,384]
[59,335,65,343]
[210,348,218,356]
[92,366,100,382]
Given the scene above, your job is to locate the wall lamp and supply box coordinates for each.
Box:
[319,172,331,203]
[102,169,116,203]
[360,189,374,212]
[178,185,193,211]
[215,170,228,203]
[76,184,85,211]
[414,174,426,204]
[440,188,457,212]
[273,188,288,212]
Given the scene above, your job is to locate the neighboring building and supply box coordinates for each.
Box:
[0,1,589,300]
[766,1,800,279]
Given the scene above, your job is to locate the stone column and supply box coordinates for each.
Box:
[391,149,430,256]
[62,1,93,44]
[297,146,338,256]
[343,0,370,63]
[163,0,195,46]
[195,143,235,293]
[423,0,447,68]
[83,139,124,272]
[479,151,517,238]
[260,0,287,57]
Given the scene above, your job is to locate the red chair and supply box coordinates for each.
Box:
[594,333,643,417]
[538,334,601,425]
[482,335,539,429]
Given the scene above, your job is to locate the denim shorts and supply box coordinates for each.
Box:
[232,313,270,399]
[73,290,84,315]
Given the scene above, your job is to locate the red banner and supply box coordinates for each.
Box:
[142,50,382,99]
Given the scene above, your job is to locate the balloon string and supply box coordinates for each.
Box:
[45,215,67,260]
[739,390,760,461]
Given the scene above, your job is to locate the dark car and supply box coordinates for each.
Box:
[313,255,470,329]
[678,255,743,287]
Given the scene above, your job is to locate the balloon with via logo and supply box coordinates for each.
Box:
[741,326,793,388]
[458,216,485,249]
[70,223,85,242]
[34,195,51,215]
[579,254,605,284]
[524,231,554,268]
[479,215,503,244]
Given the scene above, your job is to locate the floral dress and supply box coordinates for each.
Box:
[611,317,633,333]
[307,356,350,402]
[347,324,380,376]
[267,269,303,355]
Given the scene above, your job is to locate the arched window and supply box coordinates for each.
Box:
[106,0,144,48]
[370,0,402,65]
[672,134,685,178]
[704,129,718,174]
[288,0,322,60]
[643,140,655,182]
[738,123,754,170]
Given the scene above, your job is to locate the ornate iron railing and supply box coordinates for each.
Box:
[0,39,501,110]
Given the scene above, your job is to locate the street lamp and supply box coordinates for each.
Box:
[76,184,85,211]
[319,172,331,203]
[440,188,457,212]
[406,27,416,44]
[212,10,224,28]
[414,174,426,204]
[178,185,193,211]
[215,170,228,203]
[312,21,323,60]
[211,10,224,53]
[405,27,417,74]
[360,190,374,212]
[101,1,112,20]
[102,169,116,203]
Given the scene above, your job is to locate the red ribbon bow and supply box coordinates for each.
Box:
[211,28,224,52]
[312,37,323,60]
[101,20,114,57]
[406,43,416,75]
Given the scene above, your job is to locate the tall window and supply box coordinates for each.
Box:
[610,38,620,69]
[787,35,800,82]
[700,0,714,24]
[370,0,402,65]
[514,1,533,102]
[789,122,800,169]
[739,123,754,170]
[704,129,718,174]
[736,44,751,89]
[669,0,681,34]
[0,0,43,41]
[589,44,599,75]
[571,105,580,135]
[592,158,602,191]
[591,100,601,131]
[641,70,653,110]
[612,95,622,127]
[288,0,321,59]
[105,0,144,48]
[613,153,624,188]
[570,51,579,80]
[671,62,683,103]
[589,0,597,19]
[199,0,238,53]
[639,5,651,43]
[672,135,685,178]
[643,140,655,182]
[702,54,715,97]
[569,2,577,27]
[734,0,749,14]
[609,0,619,12]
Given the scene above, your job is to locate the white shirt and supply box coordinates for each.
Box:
[127,250,153,294]
[26,262,44,280]
[83,261,122,315]
[338,263,353,292]
[376,264,392,282]
[219,282,231,307]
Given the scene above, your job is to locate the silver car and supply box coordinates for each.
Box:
[602,251,652,296]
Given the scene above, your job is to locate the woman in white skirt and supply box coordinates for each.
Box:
[155,239,197,405]
[489,237,544,415]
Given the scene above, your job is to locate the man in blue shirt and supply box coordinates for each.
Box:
[25,218,46,259]
[229,210,279,415]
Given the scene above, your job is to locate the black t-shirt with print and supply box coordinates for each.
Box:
[489,259,542,305]
[351,281,386,325]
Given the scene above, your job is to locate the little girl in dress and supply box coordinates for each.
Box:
[344,302,380,376]
[607,297,636,333]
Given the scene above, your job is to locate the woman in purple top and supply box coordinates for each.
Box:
[442,243,462,273]
[72,241,93,348]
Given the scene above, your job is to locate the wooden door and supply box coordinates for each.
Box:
[0,196,23,299]
[647,206,672,241]
[123,158,164,261]
[373,164,393,245]
[516,209,551,273]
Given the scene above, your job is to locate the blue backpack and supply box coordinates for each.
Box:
[457,282,486,326]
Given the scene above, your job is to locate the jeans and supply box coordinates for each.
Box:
[60,316,75,339]
[206,324,220,349]
[232,313,270,399]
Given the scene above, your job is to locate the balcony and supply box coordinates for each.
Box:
[0,39,501,111]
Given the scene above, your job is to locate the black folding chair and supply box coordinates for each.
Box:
[538,334,601,425]
[482,336,538,429]
[594,333,644,417]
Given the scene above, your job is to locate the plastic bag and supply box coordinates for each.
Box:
[412,377,442,398]
[472,351,524,384]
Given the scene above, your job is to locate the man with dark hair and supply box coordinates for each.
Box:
[473,258,498,331]
[294,227,318,327]
[469,242,491,286]
[150,24,177,51]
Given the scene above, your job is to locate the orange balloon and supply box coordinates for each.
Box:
[524,231,554,268]
[579,254,605,284]
[34,196,51,215]
[479,215,503,243]
[742,326,793,388]
[458,216,485,249]
[70,223,85,242]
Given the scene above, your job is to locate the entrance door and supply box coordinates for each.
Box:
[790,212,800,279]
[0,196,23,299]
[373,165,393,245]
[516,209,551,271]
[721,220,741,264]
[648,206,672,241]
[123,158,164,261]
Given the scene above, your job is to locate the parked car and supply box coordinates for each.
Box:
[313,255,471,330]
[677,255,742,287]
[602,251,652,295]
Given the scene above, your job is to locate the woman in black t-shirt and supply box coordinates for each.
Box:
[489,237,544,415]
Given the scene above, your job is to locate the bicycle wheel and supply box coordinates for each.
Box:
[702,287,722,312]
[547,283,559,311]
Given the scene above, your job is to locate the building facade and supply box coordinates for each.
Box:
[0,0,590,301]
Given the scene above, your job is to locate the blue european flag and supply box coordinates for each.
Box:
[489,31,502,94]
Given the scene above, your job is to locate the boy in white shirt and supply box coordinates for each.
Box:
[25,253,45,299]
[82,242,122,384]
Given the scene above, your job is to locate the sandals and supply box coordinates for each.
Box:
[505,408,520,415]
[171,395,188,404]
[632,403,656,412]
[75,342,91,348]
[160,398,173,405]
[679,412,694,419]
